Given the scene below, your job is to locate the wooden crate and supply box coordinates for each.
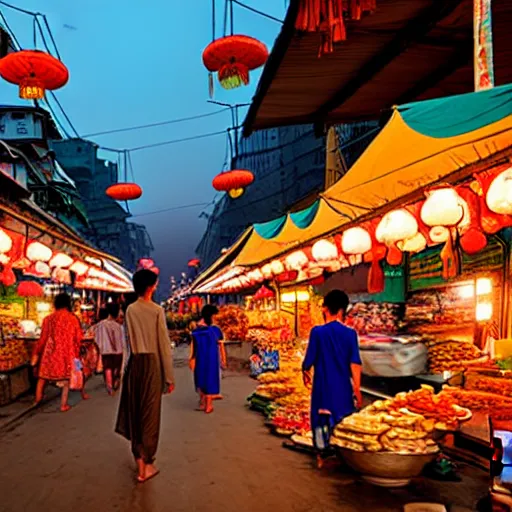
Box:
[0,365,30,406]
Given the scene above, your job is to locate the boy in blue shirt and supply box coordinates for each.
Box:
[302,289,362,468]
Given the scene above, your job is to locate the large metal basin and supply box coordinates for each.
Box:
[338,449,438,487]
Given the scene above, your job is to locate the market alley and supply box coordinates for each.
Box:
[0,350,484,512]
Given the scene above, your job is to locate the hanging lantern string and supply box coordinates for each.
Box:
[229,0,234,36]
[231,0,283,24]
[212,0,216,42]
[127,151,136,182]
[223,0,229,37]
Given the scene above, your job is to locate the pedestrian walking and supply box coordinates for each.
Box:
[31,293,89,412]
[302,290,362,469]
[95,303,125,395]
[115,269,175,483]
[189,305,226,414]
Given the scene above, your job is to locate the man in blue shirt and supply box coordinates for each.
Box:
[302,289,362,468]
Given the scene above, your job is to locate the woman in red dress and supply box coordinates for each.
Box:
[32,293,84,412]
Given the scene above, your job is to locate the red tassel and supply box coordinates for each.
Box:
[368,258,384,294]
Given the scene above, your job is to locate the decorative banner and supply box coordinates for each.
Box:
[474,0,494,91]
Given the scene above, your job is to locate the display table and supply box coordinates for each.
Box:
[0,364,31,406]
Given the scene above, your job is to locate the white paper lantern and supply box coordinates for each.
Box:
[397,232,427,253]
[261,264,273,279]
[35,261,51,277]
[486,167,512,214]
[0,228,12,254]
[0,254,9,264]
[312,239,338,262]
[69,261,89,276]
[49,252,73,268]
[429,226,450,243]
[247,269,264,283]
[27,242,52,262]
[421,187,464,227]
[285,250,308,270]
[269,259,285,275]
[376,209,418,245]
[341,227,372,255]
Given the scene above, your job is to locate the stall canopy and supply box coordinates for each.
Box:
[195,85,512,292]
[243,0,512,134]
[322,83,512,221]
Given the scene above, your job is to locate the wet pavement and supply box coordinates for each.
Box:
[0,350,487,512]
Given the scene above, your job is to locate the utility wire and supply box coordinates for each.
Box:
[83,108,230,137]
[0,0,34,16]
[131,202,212,218]
[232,0,283,23]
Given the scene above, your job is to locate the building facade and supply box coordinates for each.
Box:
[196,122,379,268]
[51,138,153,271]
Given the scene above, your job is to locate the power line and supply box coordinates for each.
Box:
[130,202,212,218]
[82,108,231,138]
[232,0,284,23]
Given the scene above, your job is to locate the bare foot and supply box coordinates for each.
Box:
[81,393,91,400]
[138,464,160,483]
[60,404,72,412]
[205,406,214,414]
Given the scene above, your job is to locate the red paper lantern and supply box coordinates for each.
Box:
[0,266,16,286]
[203,35,268,91]
[106,183,142,201]
[457,186,487,255]
[17,281,44,297]
[0,50,69,100]
[138,258,154,269]
[254,285,275,300]
[212,169,254,199]
[275,270,298,283]
[188,258,201,268]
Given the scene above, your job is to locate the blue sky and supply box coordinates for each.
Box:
[0,0,286,295]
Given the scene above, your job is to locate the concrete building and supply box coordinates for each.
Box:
[51,139,153,271]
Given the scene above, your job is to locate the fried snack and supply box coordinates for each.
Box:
[333,429,381,445]
[331,437,365,452]
[341,416,391,435]
[386,427,428,440]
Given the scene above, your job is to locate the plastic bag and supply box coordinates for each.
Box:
[70,358,84,391]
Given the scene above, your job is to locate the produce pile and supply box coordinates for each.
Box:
[215,305,249,341]
[464,372,512,398]
[443,385,512,420]
[426,340,487,373]
[368,386,472,431]
[246,310,294,352]
[331,386,471,454]
[268,404,310,436]
[332,409,438,454]
[345,302,401,335]
[0,339,29,371]
[0,316,21,339]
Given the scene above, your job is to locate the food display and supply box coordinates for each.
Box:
[0,316,21,340]
[331,385,471,456]
[369,385,472,431]
[464,371,512,398]
[0,339,29,371]
[246,310,294,352]
[426,339,487,373]
[269,404,310,436]
[346,302,402,335]
[332,409,438,455]
[215,305,249,341]
[443,385,512,420]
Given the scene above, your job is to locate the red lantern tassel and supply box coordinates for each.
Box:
[208,72,214,98]
[367,258,384,294]
[218,62,249,90]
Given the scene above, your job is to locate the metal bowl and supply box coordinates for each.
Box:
[338,449,438,487]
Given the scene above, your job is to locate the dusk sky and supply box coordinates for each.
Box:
[0,0,286,295]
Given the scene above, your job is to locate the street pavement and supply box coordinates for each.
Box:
[0,350,486,512]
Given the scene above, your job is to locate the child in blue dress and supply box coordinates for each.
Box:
[190,305,226,414]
